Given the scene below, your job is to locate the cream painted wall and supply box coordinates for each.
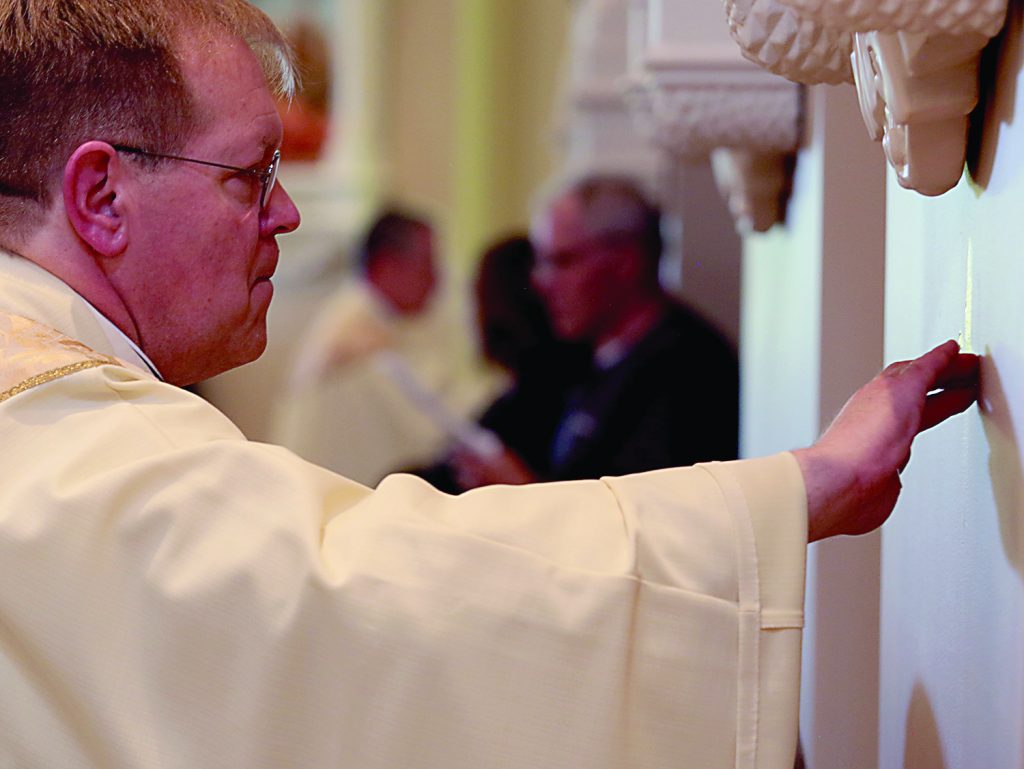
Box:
[451,0,572,273]
[878,10,1024,765]
[740,136,821,454]
[366,0,572,252]
[387,0,457,217]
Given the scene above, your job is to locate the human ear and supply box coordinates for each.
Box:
[62,141,128,257]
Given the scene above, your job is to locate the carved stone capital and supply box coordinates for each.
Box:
[626,70,802,159]
[617,0,804,231]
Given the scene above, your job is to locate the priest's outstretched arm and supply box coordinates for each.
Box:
[0,309,977,769]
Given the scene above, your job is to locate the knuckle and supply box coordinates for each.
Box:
[883,360,911,377]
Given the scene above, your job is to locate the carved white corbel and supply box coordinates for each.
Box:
[724,0,1009,196]
[623,0,804,232]
[852,29,990,194]
[625,72,802,159]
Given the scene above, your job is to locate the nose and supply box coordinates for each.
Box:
[261,181,301,236]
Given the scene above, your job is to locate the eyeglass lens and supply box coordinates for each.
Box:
[261,151,281,211]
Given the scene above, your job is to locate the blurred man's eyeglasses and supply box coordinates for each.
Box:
[112,145,281,212]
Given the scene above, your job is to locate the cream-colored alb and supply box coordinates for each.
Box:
[0,250,807,769]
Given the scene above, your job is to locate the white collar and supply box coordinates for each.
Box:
[593,339,629,370]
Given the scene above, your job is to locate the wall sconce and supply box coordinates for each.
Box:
[724,0,1009,195]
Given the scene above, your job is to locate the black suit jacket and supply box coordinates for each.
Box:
[545,304,739,480]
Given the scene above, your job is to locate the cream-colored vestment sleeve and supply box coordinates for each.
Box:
[0,317,807,769]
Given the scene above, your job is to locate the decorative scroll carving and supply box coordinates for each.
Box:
[624,70,801,233]
[724,0,1009,196]
[852,29,988,195]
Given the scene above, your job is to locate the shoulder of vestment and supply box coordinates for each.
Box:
[0,312,124,404]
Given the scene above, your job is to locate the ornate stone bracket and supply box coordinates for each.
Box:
[624,0,804,232]
[724,0,1009,195]
[625,69,802,157]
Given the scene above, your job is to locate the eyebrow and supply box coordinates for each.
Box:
[258,137,277,156]
[235,135,278,168]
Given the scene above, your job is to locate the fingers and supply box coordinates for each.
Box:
[920,338,962,364]
[892,340,960,382]
[803,342,978,543]
[885,343,979,398]
[884,339,955,371]
[920,384,979,432]
[889,343,979,432]
[931,352,981,390]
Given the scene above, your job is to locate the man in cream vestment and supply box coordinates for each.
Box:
[273,211,481,485]
[0,2,978,768]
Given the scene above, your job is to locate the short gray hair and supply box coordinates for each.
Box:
[532,174,664,271]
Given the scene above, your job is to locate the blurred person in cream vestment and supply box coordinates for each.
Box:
[0,2,979,768]
[273,209,476,485]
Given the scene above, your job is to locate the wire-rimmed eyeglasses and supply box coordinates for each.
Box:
[112,144,281,212]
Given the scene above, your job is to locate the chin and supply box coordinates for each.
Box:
[236,332,268,368]
[199,335,269,385]
[238,310,270,356]
[250,337,269,362]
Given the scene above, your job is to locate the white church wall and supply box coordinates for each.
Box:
[878,16,1024,764]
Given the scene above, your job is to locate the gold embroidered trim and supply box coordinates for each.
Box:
[0,359,113,404]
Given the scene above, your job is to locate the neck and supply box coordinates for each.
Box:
[593,295,667,354]
[19,226,142,347]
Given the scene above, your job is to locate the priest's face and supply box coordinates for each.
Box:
[115,34,301,385]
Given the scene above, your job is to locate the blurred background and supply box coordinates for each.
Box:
[198,0,742,444]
